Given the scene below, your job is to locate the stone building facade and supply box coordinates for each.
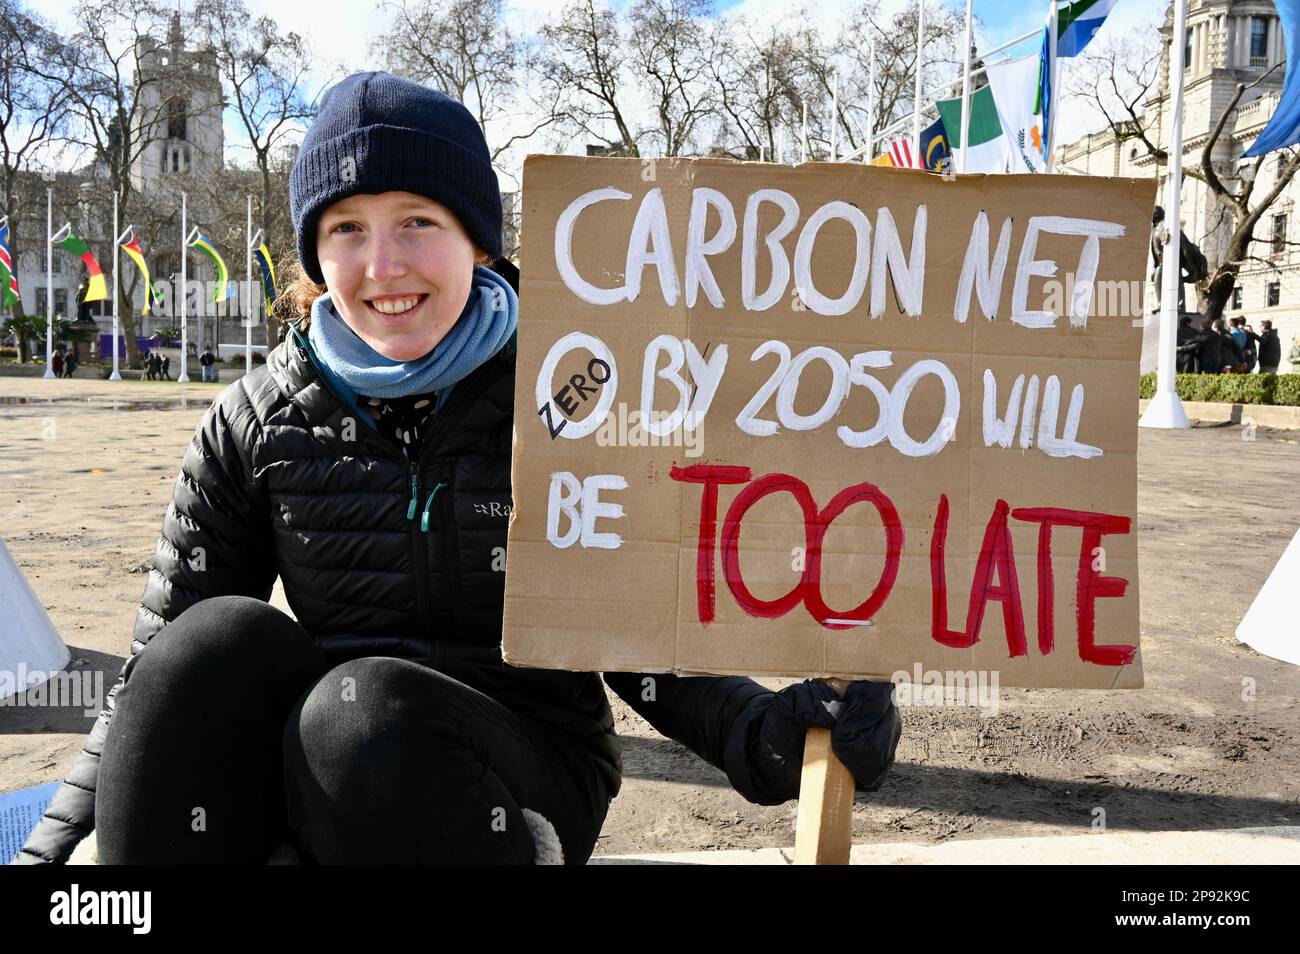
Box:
[1057,0,1298,371]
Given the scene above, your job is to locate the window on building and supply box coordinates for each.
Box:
[1251,17,1268,60]
[1266,281,1280,307]
[1272,213,1288,255]
[167,97,187,140]
[172,149,180,173]
[35,286,46,315]
[53,288,67,318]
[51,252,61,274]
[1184,34,1192,69]
[1232,286,1243,310]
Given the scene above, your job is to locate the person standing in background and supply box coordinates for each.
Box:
[1255,320,1279,373]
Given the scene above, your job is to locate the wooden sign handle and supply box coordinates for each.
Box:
[793,678,854,865]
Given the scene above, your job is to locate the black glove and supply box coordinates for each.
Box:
[722,679,902,805]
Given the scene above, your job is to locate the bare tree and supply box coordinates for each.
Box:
[627,0,716,157]
[710,1,964,164]
[1067,33,1168,164]
[0,0,73,360]
[704,15,805,160]
[536,0,641,156]
[374,0,557,171]
[832,0,966,158]
[1196,73,1300,324]
[195,0,319,349]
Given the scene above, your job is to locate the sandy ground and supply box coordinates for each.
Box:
[1,372,1298,857]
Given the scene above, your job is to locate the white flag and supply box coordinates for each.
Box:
[986,52,1047,174]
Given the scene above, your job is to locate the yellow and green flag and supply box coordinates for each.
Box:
[253,241,277,316]
[188,231,234,302]
[52,228,108,302]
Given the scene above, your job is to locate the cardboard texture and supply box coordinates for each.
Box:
[503,156,1154,689]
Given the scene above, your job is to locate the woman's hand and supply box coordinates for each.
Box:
[722,680,902,805]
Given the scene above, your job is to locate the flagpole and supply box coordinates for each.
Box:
[179,191,189,382]
[830,69,838,161]
[110,191,121,381]
[959,0,973,174]
[1046,0,1061,172]
[43,189,54,379]
[867,38,877,162]
[246,195,253,375]
[801,101,809,162]
[1139,0,1191,430]
[912,0,925,157]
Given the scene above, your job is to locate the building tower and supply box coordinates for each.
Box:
[130,8,224,196]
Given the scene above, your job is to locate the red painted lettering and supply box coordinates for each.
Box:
[1012,507,1135,666]
[720,473,814,620]
[803,482,904,628]
[669,463,752,624]
[930,496,1027,656]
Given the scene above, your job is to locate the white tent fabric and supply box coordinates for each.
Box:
[0,535,70,701]
[1237,527,1300,666]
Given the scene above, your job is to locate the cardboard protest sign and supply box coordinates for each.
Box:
[503,156,1154,689]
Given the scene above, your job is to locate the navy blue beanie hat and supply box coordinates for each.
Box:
[290,71,503,284]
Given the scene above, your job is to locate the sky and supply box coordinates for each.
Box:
[27,0,1168,181]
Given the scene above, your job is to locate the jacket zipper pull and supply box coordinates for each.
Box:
[407,470,420,521]
[420,482,447,533]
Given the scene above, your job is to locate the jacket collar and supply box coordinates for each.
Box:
[267,320,518,457]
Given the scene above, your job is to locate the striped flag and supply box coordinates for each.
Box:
[252,241,277,317]
[0,219,20,309]
[887,138,922,169]
[119,233,163,316]
[1056,0,1119,58]
[187,231,234,302]
[51,228,108,302]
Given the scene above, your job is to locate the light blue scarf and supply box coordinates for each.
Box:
[307,264,518,400]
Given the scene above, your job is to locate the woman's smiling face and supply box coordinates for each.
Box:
[316,191,483,361]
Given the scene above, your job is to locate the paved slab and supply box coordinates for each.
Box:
[592,826,1300,864]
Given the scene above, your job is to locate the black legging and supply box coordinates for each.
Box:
[96,596,613,864]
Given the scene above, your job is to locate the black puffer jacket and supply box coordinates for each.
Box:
[14,275,777,864]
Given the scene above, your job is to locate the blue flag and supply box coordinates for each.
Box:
[1243,0,1300,156]
[919,118,952,171]
[1057,0,1119,58]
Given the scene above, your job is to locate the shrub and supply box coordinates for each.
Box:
[1213,373,1273,404]
[1274,375,1300,406]
[1140,371,1300,405]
